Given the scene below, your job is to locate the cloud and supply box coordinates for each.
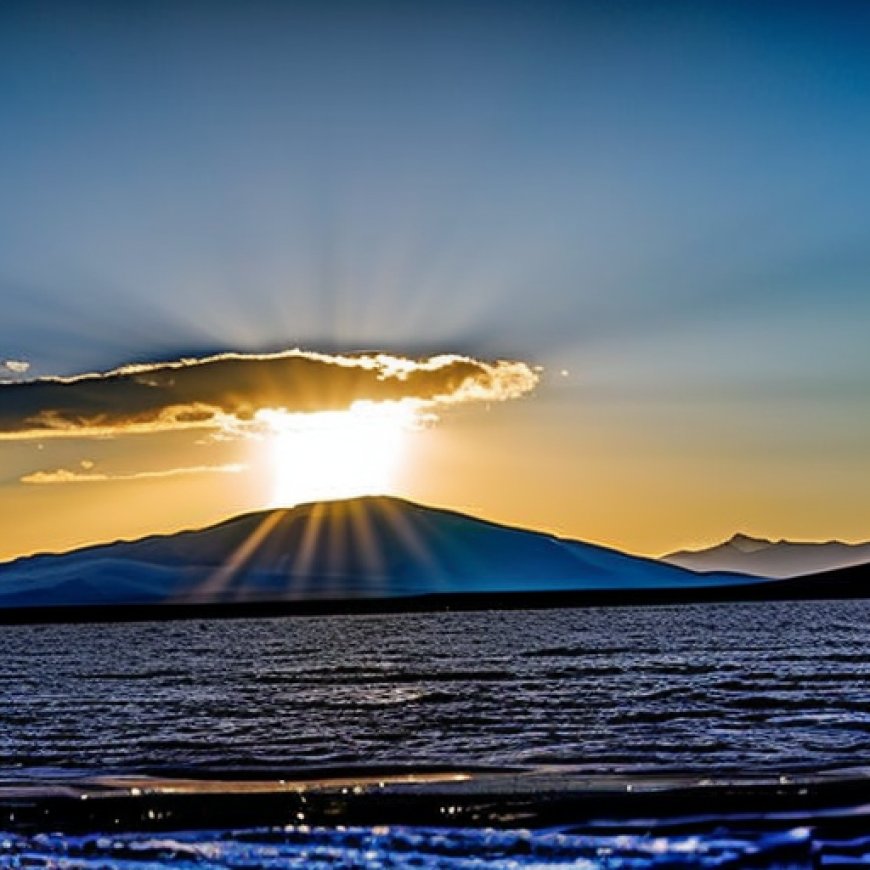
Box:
[20,463,246,485]
[0,349,539,441]
[2,359,30,375]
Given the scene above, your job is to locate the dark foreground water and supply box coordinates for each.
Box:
[0,825,834,868]
[2,601,870,866]
[2,601,869,778]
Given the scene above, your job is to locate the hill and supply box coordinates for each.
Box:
[664,533,870,578]
[0,496,759,612]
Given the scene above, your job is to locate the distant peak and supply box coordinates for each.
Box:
[726,533,773,553]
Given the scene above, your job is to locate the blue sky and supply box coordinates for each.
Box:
[1,1,869,556]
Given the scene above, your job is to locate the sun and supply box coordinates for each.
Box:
[257,402,420,507]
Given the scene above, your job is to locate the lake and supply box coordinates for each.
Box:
[2,600,869,777]
[2,600,870,867]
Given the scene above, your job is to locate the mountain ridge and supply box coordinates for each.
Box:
[0,496,605,567]
[664,532,870,578]
[0,496,761,610]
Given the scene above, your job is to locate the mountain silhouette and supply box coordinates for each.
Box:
[664,533,870,578]
[0,496,760,610]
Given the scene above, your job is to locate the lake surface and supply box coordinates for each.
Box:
[2,600,869,780]
[0,824,829,868]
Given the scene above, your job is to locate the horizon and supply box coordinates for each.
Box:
[3,1,870,562]
[4,6,870,862]
[2,490,867,569]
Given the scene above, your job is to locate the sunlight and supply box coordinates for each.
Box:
[257,401,422,507]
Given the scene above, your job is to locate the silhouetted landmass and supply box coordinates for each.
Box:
[760,557,870,595]
[1,496,866,624]
[0,562,868,625]
[0,496,760,615]
[664,533,870,578]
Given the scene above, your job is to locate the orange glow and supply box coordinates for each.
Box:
[257,402,423,508]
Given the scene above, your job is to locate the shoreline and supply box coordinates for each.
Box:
[0,573,868,626]
[5,766,870,834]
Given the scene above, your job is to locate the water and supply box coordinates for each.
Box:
[3,600,870,865]
[2,600,869,779]
[0,825,825,868]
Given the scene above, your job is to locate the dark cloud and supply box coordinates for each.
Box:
[0,349,539,440]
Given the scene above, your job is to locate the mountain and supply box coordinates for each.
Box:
[663,533,870,579]
[0,496,762,611]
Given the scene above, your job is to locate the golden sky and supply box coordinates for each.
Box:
[3,4,870,564]
[2,349,868,564]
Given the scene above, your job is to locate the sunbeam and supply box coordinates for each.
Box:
[259,401,422,508]
[180,510,287,604]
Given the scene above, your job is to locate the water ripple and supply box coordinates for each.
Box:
[1,601,869,778]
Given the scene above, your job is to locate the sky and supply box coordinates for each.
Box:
[1,0,869,562]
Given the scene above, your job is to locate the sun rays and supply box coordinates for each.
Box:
[257,401,424,508]
[178,495,448,605]
[0,349,543,563]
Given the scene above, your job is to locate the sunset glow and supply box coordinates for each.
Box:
[2,5,869,859]
[2,1,869,565]
[259,402,423,508]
